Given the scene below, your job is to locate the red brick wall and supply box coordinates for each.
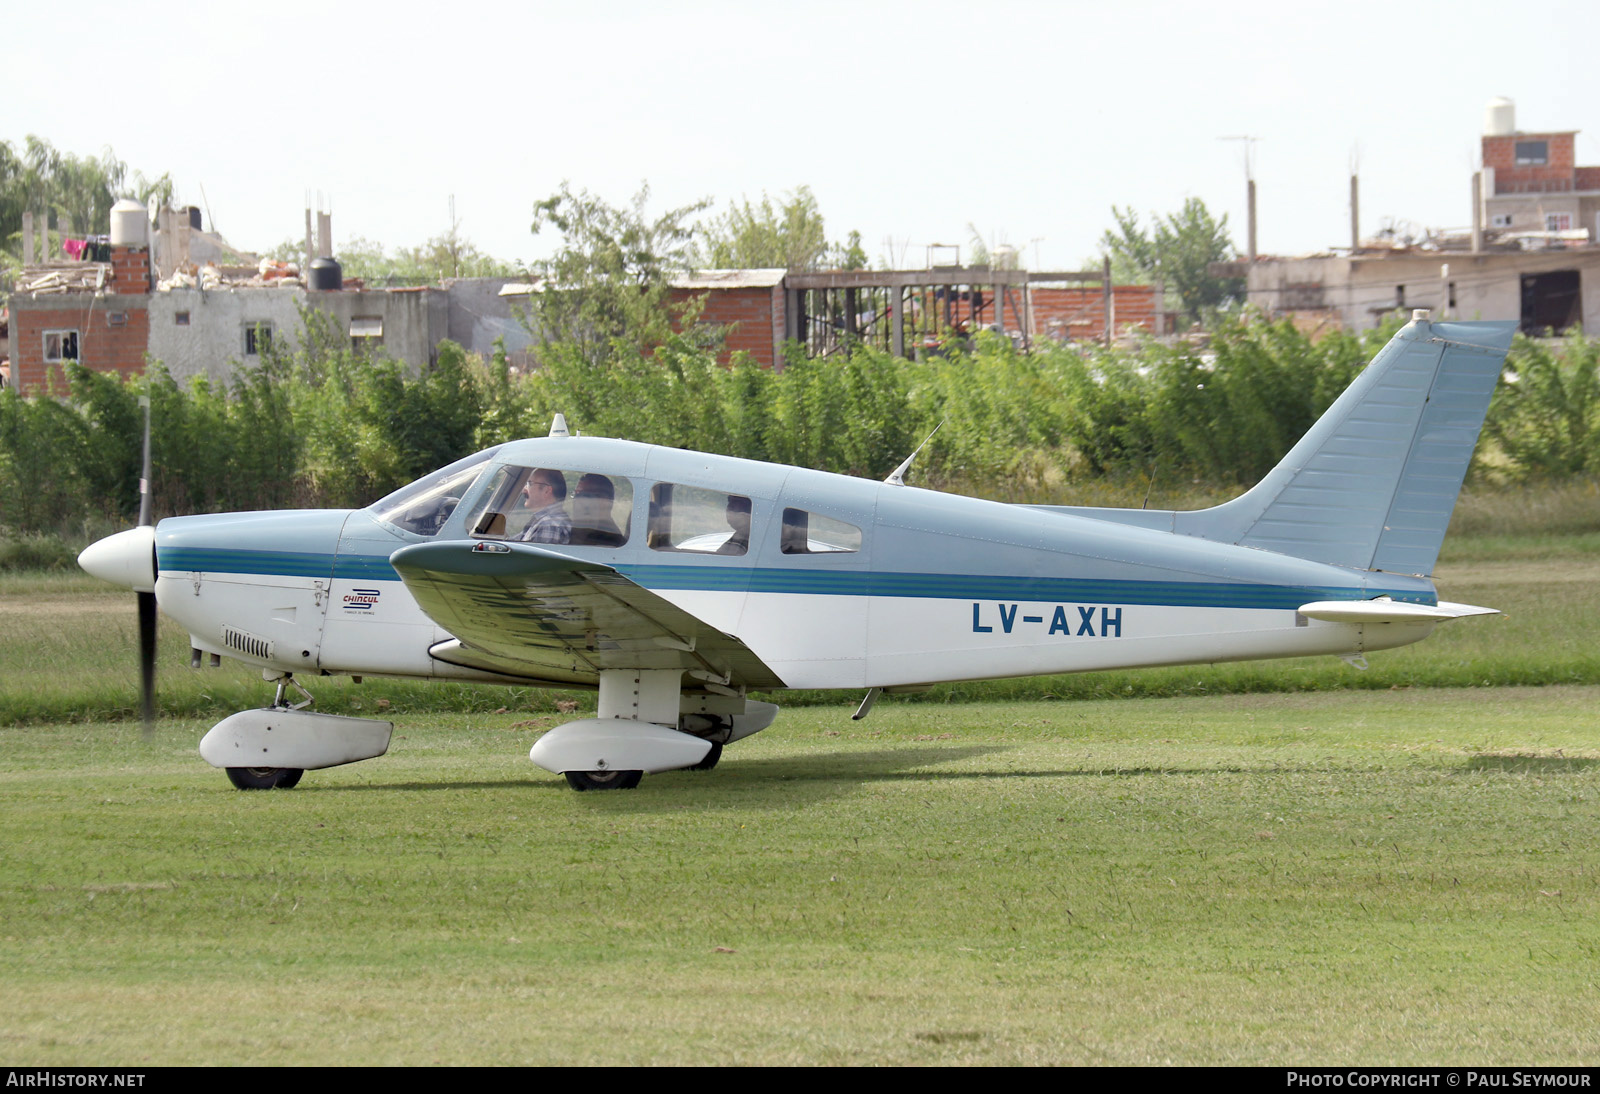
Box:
[1483,132,1578,191]
[1576,166,1600,191]
[12,301,150,393]
[110,246,151,295]
[670,286,779,368]
[1031,285,1160,339]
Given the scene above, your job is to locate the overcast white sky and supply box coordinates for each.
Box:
[7,0,1596,271]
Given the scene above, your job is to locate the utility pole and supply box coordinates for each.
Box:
[1220,136,1259,261]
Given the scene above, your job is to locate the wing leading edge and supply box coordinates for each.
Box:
[389,541,786,690]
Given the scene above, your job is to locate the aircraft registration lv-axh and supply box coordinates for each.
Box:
[79,312,1515,790]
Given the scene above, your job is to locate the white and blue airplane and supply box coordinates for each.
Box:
[79,312,1515,790]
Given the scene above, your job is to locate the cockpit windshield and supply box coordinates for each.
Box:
[368,449,498,536]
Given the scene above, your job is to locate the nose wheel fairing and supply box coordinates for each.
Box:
[199,708,393,773]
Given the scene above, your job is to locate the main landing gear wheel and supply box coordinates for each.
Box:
[226,766,304,790]
[564,769,643,792]
[690,742,724,771]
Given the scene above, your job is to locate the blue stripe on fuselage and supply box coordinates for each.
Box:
[157,547,1435,610]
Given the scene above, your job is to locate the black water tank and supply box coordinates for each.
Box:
[309,256,343,291]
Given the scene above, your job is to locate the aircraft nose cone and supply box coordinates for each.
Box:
[78,526,157,592]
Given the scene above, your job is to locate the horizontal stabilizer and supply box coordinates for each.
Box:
[1297,598,1499,624]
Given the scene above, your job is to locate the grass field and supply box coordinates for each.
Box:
[2,690,1597,1065]
[2,535,1598,1064]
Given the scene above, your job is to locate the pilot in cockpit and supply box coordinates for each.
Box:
[514,468,572,544]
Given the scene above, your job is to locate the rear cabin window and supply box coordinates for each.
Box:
[781,508,862,554]
[466,466,631,547]
[649,484,752,555]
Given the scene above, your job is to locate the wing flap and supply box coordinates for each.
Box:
[390,541,785,689]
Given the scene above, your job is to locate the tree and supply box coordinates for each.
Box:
[526,182,709,364]
[0,137,173,273]
[1099,198,1241,323]
[696,185,867,271]
[697,187,827,270]
[330,229,515,286]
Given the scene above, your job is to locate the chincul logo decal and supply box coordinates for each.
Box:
[342,588,381,611]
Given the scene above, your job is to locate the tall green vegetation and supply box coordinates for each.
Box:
[6,313,1599,543]
[1483,329,1600,479]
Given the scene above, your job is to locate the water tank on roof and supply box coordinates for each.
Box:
[309,256,343,291]
[1485,97,1516,136]
[110,199,148,246]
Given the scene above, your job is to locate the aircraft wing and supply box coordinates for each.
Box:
[389,540,786,690]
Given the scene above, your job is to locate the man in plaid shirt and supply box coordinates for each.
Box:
[515,469,572,544]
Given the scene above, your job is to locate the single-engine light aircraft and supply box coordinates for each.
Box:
[80,313,1515,790]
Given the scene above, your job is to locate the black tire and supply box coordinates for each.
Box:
[689,741,723,771]
[564,769,643,791]
[226,766,304,790]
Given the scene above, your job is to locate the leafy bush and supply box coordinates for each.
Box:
[3,317,1598,537]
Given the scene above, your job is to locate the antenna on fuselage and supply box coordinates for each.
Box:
[884,420,944,487]
[548,413,570,438]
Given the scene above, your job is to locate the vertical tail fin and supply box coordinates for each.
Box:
[1177,315,1515,574]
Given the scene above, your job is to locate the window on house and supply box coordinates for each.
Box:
[350,316,383,353]
[244,321,273,356]
[107,312,127,328]
[43,330,80,363]
[1395,285,1405,308]
[1545,213,1572,232]
[1515,141,1548,166]
[175,311,191,326]
[1490,213,1513,228]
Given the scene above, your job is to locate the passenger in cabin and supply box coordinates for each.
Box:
[515,468,571,544]
[780,508,808,554]
[717,495,752,555]
[568,474,626,547]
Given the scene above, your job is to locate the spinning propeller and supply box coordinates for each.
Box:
[77,395,159,736]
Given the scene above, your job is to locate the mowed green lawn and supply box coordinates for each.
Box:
[2,540,1598,1064]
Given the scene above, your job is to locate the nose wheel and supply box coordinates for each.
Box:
[564,768,643,791]
[225,767,304,790]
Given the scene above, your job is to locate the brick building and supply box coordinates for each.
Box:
[1480,99,1600,241]
[11,246,153,393]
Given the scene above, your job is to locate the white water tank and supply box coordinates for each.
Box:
[110,198,149,246]
[1484,97,1516,136]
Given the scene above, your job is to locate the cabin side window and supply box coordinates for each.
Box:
[466,466,631,547]
[649,483,752,556]
[780,508,862,554]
